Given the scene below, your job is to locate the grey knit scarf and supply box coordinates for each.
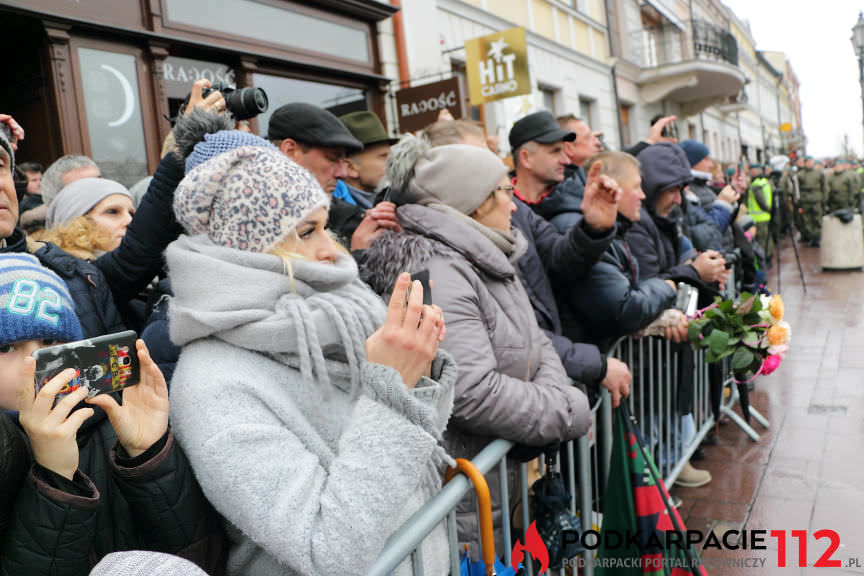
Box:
[427,202,517,256]
[167,234,387,393]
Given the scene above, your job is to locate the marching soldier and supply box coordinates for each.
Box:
[796,156,827,246]
[827,158,856,212]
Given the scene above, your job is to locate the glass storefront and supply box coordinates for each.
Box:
[252,74,369,137]
[77,47,149,187]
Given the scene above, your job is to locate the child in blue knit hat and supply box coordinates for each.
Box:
[0,253,225,575]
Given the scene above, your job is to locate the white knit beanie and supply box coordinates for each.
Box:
[89,552,208,576]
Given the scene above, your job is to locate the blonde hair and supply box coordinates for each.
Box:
[585,150,640,183]
[268,229,348,290]
[33,216,112,260]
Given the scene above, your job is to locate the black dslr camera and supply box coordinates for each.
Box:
[201,82,269,120]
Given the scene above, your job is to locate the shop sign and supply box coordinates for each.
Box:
[163,57,235,99]
[395,77,463,133]
[465,27,531,106]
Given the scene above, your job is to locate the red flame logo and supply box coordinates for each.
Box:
[511,521,549,575]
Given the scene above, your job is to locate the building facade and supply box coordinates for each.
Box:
[0,0,397,185]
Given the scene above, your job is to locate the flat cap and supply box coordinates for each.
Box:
[267,103,362,153]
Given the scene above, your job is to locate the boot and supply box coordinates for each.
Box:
[675,462,712,488]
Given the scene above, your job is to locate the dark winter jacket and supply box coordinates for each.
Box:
[530,168,586,234]
[328,197,365,248]
[565,216,676,348]
[0,413,28,543]
[627,143,699,282]
[1,411,225,576]
[511,198,614,387]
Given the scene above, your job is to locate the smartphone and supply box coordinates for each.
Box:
[661,121,679,140]
[33,330,140,400]
[409,269,432,306]
[0,122,12,144]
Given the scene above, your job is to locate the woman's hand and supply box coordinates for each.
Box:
[18,360,93,481]
[365,273,446,389]
[86,340,169,459]
[663,310,690,343]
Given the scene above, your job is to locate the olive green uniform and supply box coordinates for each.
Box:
[827,169,856,212]
[797,166,826,244]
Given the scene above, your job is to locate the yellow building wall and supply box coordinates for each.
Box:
[558,13,571,48]
[488,0,530,27]
[592,29,607,59]
[532,0,555,40]
[571,18,591,55]
[588,0,606,24]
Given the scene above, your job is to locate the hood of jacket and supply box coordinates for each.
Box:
[361,203,528,297]
[637,142,692,212]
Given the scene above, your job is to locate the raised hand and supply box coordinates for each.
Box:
[350,201,402,250]
[647,115,677,144]
[581,160,621,232]
[365,273,446,388]
[18,359,93,480]
[183,79,226,116]
[0,114,25,151]
[87,340,169,458]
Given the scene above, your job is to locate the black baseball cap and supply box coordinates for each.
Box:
[267,103,363,153]
[508,110,576,151]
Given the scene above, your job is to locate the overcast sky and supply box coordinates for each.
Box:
[721,0,863,157]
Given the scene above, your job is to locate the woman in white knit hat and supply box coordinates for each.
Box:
[167,145,455,576]
[39,177,135,259]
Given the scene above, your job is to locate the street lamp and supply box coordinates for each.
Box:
[851,12,864,154]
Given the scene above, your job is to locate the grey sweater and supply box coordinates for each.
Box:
[166,235,455,576]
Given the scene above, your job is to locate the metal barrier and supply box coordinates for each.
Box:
[371,334,720,574]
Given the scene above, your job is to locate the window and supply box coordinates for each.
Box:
[252,74,368,137]
[165,0,370,62]
[77,47,148,187]
[620,104,632,147]
[579,98,594,127]
[540,87,557,114]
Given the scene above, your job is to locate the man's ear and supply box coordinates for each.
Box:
[280,138,299,160]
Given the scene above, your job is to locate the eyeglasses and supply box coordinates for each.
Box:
[493,184,515,199]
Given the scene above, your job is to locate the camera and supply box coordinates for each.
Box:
[201,82,269,120]
[722,251,738,270]
[675,282,699,317]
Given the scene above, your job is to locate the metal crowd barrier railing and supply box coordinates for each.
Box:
[371,334,720,575]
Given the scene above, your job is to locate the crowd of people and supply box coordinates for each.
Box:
[0,75,836,575]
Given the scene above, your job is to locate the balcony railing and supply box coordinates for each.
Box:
[634,19,739,69]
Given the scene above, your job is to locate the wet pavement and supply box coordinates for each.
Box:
[671,237,864,575]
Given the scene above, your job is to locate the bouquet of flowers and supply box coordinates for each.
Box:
[688,292,790,420]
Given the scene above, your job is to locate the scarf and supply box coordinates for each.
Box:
[426,202,517,256]
[167,234,387,393]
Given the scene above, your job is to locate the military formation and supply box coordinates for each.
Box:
[743,155,863,253]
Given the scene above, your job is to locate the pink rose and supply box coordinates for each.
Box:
[760,354,782,376]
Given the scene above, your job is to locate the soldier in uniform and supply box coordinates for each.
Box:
[796,156,827,246]
[827,158,857,212]
[747,163,774,264]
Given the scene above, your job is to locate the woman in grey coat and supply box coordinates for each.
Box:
[361,143,592,557]
[166,146,456,576]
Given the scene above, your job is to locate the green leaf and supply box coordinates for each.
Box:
[706,350,717,363]
[727,337,740,346]
[718,299,735,313]
[716,347,736,361]
[732,347,755,371]
[707,329,730,355]
[742,332,760,346]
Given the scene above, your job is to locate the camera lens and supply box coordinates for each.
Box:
[226,87,269,120]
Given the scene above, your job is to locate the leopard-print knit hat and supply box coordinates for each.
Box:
[173,146,329,253]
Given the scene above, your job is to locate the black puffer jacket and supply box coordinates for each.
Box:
[511,198,614,386]
[626,143,700,282]
[1,411,225,576]
[0,413,28,543]
[530,170,586,234]
[564,217,676,349]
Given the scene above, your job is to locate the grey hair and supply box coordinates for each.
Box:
[42,155,99,206]
[172,107,234,161]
